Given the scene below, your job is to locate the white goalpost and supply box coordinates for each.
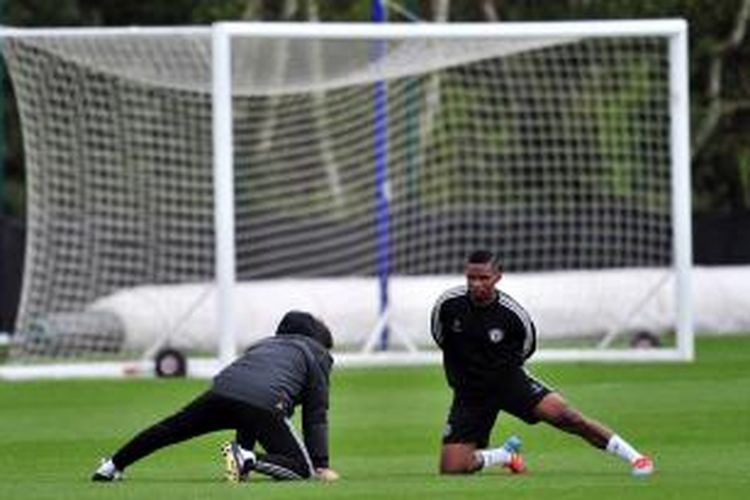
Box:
[0,20,692,379]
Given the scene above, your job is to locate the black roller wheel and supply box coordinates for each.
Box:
[154,348,187,377]
[630,331,661,349]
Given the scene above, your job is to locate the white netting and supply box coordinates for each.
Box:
[1,25,686,365]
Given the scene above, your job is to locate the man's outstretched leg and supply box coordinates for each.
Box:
[533,392,654,476]
[92,392,245,482]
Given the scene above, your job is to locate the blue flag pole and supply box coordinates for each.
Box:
[372,0,390,351]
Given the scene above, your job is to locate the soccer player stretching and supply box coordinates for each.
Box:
[431,250,654,477]
[92,311,340,483]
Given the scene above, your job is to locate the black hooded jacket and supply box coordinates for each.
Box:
[211,313,333,468]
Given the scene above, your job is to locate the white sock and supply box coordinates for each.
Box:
[96,458,119,476]
[238,446,256,464]
[476,447,512,469]
[606,435,642,463]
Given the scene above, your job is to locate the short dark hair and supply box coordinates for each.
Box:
[466,250,502,272]
[275,310,334,350]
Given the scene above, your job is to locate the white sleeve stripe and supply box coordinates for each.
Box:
[499,292,536,358]
[431,285,466,346]
[285,418,315,476]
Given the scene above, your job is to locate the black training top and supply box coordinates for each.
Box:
[211,334,332,468]
[430,285,537,392]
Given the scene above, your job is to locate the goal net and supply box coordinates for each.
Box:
[0,21,692,377]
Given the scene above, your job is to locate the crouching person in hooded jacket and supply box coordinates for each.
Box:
[91,310,339,483]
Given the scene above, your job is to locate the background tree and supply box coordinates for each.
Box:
[1,0,749,217]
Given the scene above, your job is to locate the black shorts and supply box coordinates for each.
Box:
[442,369,552,448]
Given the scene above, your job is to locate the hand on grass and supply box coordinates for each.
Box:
[315,468,340,482]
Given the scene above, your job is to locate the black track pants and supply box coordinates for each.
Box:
[111,390,314,479]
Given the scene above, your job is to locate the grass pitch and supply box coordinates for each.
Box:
[1,336,749,500]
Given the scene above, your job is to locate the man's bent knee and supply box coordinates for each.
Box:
[440,444,480,474]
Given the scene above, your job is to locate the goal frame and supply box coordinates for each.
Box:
[0,19,693,379]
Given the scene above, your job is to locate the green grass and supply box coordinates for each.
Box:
[1,336,749,499]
